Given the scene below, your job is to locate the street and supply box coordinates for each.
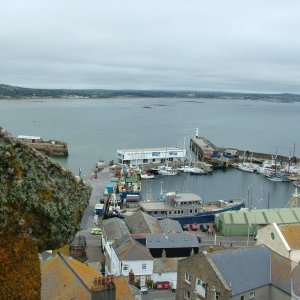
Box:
[142,289,175,300]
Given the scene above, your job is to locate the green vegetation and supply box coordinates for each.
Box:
[1,84,300,102]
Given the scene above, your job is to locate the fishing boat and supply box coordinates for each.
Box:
[139,191,245,224]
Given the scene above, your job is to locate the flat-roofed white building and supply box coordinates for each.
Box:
[117,147,186,165]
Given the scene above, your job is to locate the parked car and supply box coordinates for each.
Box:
[91,227,102,235]
[156,281,170,289]
[189,223,198,231]
[140,286,148,295]
[182,224,189,231]
[200,224,208,232]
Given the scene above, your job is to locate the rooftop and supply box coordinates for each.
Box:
[279,223,300,249]
[207,245,271,296]
[125,210,162,234]
[146,232,199,249]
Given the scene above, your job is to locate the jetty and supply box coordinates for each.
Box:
[190,136,297,168]
[17,135,69,157]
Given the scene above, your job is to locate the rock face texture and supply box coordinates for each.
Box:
[0,127,91,299]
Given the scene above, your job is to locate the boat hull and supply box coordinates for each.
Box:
[141,201,245,225]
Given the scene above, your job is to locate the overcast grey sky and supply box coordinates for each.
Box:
[1,0,300,92]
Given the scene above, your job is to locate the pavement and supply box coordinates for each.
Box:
[75,165,116,268]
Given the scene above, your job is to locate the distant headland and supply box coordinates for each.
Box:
[1,84,300,103]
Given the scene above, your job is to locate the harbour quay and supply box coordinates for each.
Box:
[190,136,297,168]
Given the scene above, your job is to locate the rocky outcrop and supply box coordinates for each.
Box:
[0,127,91,299]
[0,127,91,251]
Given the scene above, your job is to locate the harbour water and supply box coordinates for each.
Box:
[1,97,300,209]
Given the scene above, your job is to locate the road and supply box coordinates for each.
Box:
[76,165,115,264]
[142,289,175,300]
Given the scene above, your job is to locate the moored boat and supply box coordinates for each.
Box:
[139,191,245,224]
[141,172,155,179]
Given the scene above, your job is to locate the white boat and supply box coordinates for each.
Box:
[268,173,290,182]
[177,165,205,174]
[238,162,258,173]
[189,167,206,175]
[158,166,178,176]
[177,165,192,172]
[293,181,300,188]
[140,172,155,179]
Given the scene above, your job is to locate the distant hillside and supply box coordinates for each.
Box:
[1,83,300,102]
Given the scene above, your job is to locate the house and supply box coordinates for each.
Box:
[145,232,199,258]
[41,252,136,300]
[101,218,130,274]
[176,245,300,300]
[110,234,154,286]
[152,257,181,284]
[257,222,300,263]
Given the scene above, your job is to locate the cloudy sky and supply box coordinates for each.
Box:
[1,0,300,93]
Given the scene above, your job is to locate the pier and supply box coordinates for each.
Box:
[190,136,297,168]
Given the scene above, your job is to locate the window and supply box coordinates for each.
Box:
[216,291,220,300]
[249,292,255,299]
[185,272,191,284]
[240,296,245,300]
[190,209,193,214]
[123,264,129,271]
[142,263,147,270]
[184,289,190,299]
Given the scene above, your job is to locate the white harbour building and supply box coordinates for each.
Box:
[116,147,186,166]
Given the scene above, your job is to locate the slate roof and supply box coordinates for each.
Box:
[114,234,153,261]
[41,252,100,300]
[102,217,130,241]
[270,251,291,295]
[125,210,162,234]
[146,232,199,249]
[159,218,183,233]
[207,245,271,296]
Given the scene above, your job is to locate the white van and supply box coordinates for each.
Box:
[171,280,177,292]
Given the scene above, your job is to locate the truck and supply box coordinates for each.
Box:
[94,203,104,216]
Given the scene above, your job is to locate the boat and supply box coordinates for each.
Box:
[189,167,206,175]
[268,172,290,182]
[237,162,258,173]
[177,165,206,175]
[293,181,300,188]
[17,135,68,157]
[140,172,155,179]
[157,165,178,176]
[139,191,245,224]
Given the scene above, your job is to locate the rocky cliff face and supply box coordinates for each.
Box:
[0,127,91,251]
[0,127,91,299]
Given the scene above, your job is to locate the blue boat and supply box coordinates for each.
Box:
[139,191,245,225]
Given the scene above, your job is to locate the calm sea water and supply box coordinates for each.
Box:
[1,97,300,209]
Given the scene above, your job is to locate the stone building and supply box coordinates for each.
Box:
[176,245,295,300]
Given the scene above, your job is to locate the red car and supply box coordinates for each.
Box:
[189,223,198,231]
[156,281,170,289]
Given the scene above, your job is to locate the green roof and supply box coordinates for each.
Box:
[215,207,300,225]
